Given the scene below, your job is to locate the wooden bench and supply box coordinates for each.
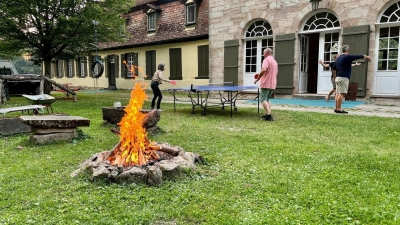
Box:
[0,105,46,116]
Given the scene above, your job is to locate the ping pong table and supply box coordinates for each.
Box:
[168,83,259,117]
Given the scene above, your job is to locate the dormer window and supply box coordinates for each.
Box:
[148,13,156,31]
[186,3,195,24]
[143,4,161,32]
[182,0,198,25]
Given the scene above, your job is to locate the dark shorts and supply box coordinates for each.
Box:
[260,88,274,101]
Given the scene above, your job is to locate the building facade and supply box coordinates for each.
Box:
[209,0,400,98]
[51,0,209,90]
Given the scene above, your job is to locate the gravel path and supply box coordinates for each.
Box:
[163,95,400,118]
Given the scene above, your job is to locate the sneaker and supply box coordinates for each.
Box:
[337,110,348,114]
[157,109,163,112]
[264,115,274,121]
[261,114,268,119]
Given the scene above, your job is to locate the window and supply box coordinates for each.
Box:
[67,59,74,77]
[186,4,196,24]
[322,33,339,72]
[146,50,156,80]
[123,53,138,78]
[303,12,340,31]
[57,60,63,78]
[244,20,274,73]
[148,13,156,31]
[79,57,87,77]
[378,27,399,71]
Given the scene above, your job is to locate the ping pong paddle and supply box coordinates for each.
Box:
[170,80,176,85]
[254,74,259,79]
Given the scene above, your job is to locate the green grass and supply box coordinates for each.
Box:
[1,90,400,225]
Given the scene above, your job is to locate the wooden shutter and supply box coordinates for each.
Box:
[103,57,108,78]
[224,40,239,85]
[198,45,209,78]
[274,33,295,95]
[146,50,156,80]
[89,56,94,78]
[169,48,182,79]
[121,54,126,78]
[71,59,75,77]
[114,55,119,78]
[84,57,88,78]
[342,25,370,97]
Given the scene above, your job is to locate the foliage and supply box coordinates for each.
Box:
[0,0,134,72]
[12,57,43,74]
[1,90,400,225]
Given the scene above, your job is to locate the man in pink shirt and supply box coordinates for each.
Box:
[254,48,278,121]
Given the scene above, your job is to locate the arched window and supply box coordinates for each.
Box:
[380,2,400,23]
[245,20,273,37]
[243,20,273,73]
[303,12,340,31]
[377,1,400,71]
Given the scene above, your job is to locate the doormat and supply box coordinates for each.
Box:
[244,98,366,108]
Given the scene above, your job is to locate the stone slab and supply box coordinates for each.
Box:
[0,118,31,135]
[19,115,90,128]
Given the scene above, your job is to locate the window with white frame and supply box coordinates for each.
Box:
[67,60,73,77]
[126,53,138,77]
[244,20,274,73]
[80,58,85,77]
[186,4,195,24]
[57,60,63,77]
[148,13,156,31]
[378,27,399,71]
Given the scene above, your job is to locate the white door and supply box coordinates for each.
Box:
[299,35,309,93]
[243,39,273,87]
[317,32,339,94]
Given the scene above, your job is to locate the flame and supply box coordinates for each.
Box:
[123,60,145,79]
[107,82,159,166]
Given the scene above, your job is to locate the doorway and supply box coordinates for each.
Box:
[299,33,320,94]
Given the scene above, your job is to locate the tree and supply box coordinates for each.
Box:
[0,0,134,93]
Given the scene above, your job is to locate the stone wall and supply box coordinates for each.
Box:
[208,0,393,97]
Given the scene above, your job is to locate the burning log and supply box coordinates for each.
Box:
[110,129,180,156]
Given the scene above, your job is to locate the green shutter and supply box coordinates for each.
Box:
[169,48,182,79]
[224,40,239,85]
[71,60,75,77]
[84,57,88,77]
[89,57,94,78]
[146,51,156,79]
[274,33,295,95]
[198,45,209,78]
[114,55,119,78]
[121,54,126,78]
[103,57,108,78]
[342,25,370,97]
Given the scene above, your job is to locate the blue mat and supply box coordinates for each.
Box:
[245,98,366,108]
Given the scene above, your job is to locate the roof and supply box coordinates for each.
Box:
[99,0,208,50]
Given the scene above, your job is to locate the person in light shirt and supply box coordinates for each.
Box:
[254,48,278,121]
[150,63,172,111]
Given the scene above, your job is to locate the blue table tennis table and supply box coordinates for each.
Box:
[168,84,259,117]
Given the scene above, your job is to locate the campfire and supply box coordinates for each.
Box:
[71,82,202,186]
[107,82,160,166]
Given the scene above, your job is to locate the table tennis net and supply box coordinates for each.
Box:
[190,82,234,91]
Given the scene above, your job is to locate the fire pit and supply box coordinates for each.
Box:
[71,82,203,186]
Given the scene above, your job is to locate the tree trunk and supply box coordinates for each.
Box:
[43,60,53,94]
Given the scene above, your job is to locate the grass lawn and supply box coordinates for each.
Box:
[1,89,400,225]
